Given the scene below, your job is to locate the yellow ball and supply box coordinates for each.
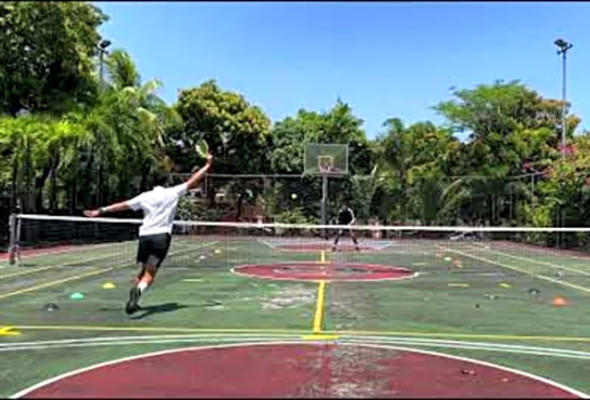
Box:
[214,249,222,254]
[291,193,298,200]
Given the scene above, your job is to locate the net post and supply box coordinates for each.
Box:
[8,213,20,266]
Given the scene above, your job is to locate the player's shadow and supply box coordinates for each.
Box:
[129,302,189,320]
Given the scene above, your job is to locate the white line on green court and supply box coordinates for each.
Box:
[468,244,590,277]
[0,249,134,281]
[438,245,590,294]
[0,242,217,302]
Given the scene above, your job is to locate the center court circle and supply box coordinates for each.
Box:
[232,262,417,282]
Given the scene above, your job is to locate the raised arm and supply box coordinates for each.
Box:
[185,153,213,190]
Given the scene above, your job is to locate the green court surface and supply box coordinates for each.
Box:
[2,236,590,397]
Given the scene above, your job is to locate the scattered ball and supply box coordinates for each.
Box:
[444,256,452,262]
[199,255,207,260]
[214,249,222,255]
[291,193,298,200]
[44,303,59,312]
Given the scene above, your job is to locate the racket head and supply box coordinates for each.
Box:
[195,139,209,159]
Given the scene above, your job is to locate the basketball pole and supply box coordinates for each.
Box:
[321,174,328,239]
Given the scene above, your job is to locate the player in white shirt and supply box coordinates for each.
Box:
[84,153,213,314]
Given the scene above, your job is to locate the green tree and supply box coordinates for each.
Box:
[173,80,271,219]
[0,1,107,115]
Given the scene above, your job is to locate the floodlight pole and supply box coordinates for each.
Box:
[554,38,572,246]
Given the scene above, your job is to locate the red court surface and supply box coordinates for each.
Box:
[17,343,582,398]
[233,262,416,281]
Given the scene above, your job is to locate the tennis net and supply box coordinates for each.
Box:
[6,214,590,282]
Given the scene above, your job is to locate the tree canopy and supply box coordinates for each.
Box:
[1,2,588,250]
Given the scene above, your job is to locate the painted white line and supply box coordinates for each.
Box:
[356,343,589,398]
[4,334,590,359]
[10,341,588,399]
[257,239,278,250]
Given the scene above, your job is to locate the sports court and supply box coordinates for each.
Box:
[2,214,590,398]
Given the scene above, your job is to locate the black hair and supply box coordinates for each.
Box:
[152,170,169,187]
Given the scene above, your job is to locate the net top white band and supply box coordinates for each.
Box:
[15,214,590,233]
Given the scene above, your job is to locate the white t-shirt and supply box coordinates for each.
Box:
[126,183,188,236]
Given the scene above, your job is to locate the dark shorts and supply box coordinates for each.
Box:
[136,233,171,268]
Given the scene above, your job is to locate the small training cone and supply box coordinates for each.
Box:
[553,296,567,307]
[102,282,116,289]
[70,292,84,300]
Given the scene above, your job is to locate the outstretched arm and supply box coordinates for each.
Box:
[84,201,132,218]
[185,153,213,190]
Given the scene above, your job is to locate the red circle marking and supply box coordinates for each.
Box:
[234,262,415,281]
[19,343,581,398]
[277,243,376,252]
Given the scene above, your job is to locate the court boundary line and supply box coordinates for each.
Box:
[4,334,590,356]
[0,242,218,302]
[470,243,590,277]
[10,341,588,399]
[437,245,590,294]
[0,249,135,281]
[9,324,590,342]
[0,241,138,265]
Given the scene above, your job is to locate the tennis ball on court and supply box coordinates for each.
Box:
[214,249,222,254]
[291,193,298,200]
[199,255,207,260]
[444,256,452,262]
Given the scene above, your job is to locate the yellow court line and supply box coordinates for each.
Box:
[13,325,310,334]
[438,245,590,294]
[0,249,134,281]
[0,326,21,336]
[9,324,590,343]
[0,266,122,301]
[0,242,216,302]
[312,280,327,333]
[469,244,590,277]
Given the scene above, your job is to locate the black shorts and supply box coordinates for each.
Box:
[136,233,171,268]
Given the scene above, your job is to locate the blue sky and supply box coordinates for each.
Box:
[97,1,589,138]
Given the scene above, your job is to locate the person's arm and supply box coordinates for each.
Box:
[83,201,132,218]
[349,209,356,225]
[185,154,213,190]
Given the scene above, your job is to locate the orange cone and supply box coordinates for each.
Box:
[553,296,568,307]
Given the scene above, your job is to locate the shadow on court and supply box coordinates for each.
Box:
[129,302,190,320]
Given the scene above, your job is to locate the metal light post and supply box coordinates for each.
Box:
[97,39,111,89]
[554,38,572,158]
[554,38,573,246]
[96,39,111,208]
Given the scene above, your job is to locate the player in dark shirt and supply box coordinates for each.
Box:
[332,202,360,252]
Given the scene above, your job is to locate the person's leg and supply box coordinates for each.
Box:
[350,228,360,251]
[127,234,170,314]
[332,229,343,251]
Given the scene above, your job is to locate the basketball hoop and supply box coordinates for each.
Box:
[318,155,334,175]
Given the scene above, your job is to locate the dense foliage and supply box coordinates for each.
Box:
[1,2,589,249]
